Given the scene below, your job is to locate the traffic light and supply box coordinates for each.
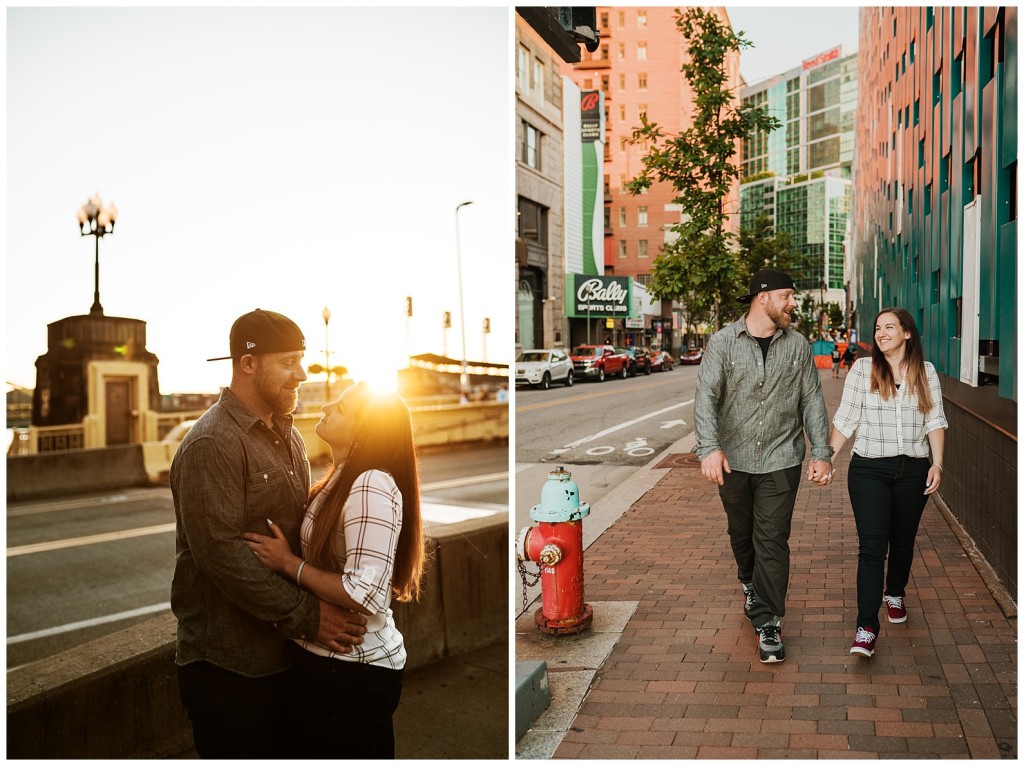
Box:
[443,311,452,329]
[406,296,413,317]
[483,317,491,334]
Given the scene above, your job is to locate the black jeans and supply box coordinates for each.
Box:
[177,661,289,759]
[287,646,405,759]
[847,453,931,633]
[718,465,802,627]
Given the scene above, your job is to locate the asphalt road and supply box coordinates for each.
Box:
[7,443,509,670]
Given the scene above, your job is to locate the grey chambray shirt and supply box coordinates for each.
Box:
[695,317,832,473]
[170,386,319,677]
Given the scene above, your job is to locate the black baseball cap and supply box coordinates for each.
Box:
[207,309,306,361]
[738,268,796,303]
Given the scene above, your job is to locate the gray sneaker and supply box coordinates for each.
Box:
[756,618,785,663]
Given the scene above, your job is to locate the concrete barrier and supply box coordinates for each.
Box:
[6,444,150,502]
[7,512,508,759]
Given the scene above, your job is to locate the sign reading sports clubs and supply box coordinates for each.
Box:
[571,275,631,317]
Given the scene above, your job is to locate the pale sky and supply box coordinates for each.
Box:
[726,5,861,85]
[7,6,510,394]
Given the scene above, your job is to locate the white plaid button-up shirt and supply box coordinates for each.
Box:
[832,357,948,458]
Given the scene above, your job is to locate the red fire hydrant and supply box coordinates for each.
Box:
[516,466,593,635]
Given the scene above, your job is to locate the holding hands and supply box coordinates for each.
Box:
[807,458,834,486]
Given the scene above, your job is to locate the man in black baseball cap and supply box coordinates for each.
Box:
[693,268,832,664]
[172,308,366,757]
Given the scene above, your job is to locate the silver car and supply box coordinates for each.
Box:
[515,349,574,390]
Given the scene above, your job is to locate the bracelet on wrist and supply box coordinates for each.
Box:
[296,559,307,587]
[932,464,943,471]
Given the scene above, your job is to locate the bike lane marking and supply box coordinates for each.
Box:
[549,399,694,455]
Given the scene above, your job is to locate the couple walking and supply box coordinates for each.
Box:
[696,269,948,663]
[171,309,426,758]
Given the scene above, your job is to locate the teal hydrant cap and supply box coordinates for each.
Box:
[529,466,591,522]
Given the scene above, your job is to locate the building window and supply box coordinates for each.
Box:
[522,121,541,169]
[517,45,529,91]
[518,197,547,245]
[637,42,647,60]
[618,11,625,28]
[638,73,648,90]
[638,104,647,120]
[618,43,626,59]
[532,58,544,101]
[638,206,648,226]
[619,174,627,190]
[619,207,627,226]
[600,43,609,60]
[620,136,627,152]
[619,104,626,121]
[619,240,628,259]
[619,74,626,89]
[637,10,647,27]
[600,11,609,29]
[638,240,649,258]
[601,75,609,92]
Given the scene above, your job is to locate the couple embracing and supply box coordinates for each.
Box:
[171,309,426,758]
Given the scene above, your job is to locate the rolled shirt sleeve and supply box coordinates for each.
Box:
[339,470,402,615]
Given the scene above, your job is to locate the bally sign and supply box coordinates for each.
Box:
[572,275,631,317]
[581,90,603,142]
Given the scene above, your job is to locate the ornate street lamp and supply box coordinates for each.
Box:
[455,200,473,398]
[77,193,118,316]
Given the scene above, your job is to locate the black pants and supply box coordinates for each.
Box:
[718,465,802,627]
[847,453,931,633]
[287,647,405,759]
[177,661,289,759]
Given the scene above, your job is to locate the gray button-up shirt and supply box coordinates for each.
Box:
[171,387,319,677]
[695,317,832,473]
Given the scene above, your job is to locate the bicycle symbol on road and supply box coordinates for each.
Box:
[585,437,655,458]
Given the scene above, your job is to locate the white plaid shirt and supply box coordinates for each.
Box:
[295,468,407,669]
[832,357,948,458]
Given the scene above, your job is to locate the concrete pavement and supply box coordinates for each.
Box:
[516,368,1017,759]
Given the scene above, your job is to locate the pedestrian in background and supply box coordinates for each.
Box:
[244,381,427,758]
[831,344,842,378]
[695,269,834,664]
[171,309,367,758]
[842,343,857,370]
[828,307,947,657]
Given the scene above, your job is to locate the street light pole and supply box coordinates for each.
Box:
[76,194,118,316]
[455,200,473,399]
[322,306,331,403]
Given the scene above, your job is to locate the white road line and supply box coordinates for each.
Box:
[8,602,172,645]
[421,472,507,490]
[7,523,176,557]
[556,399,695,451]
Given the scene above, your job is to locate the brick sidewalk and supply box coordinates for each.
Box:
[553,370,1017,759]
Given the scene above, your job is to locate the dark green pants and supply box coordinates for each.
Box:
[718,465,802,628]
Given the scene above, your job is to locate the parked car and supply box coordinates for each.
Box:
[570,344,629,381]
[679,347,704,365]
[649,349,674,372]
[615,346,652,376]
[515,349,574,389]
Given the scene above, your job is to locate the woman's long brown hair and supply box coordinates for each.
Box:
[869,307,933,415]
[307,384,426,602]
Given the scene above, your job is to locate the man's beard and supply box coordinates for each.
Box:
[254,365,299,416]
[765,300,792,330]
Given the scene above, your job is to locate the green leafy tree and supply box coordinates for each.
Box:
[627,8,781,328]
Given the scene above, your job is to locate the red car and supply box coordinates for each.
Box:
[649,349,674,372]
[679,347,704,365]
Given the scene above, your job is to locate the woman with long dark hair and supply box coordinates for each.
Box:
[827,308,948,658]
[244,381,426,758]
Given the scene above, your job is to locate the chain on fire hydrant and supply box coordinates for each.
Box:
[515,466,593,635]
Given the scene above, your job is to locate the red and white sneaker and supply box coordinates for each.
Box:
[849,627,877,657]
[883,595,908,623]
